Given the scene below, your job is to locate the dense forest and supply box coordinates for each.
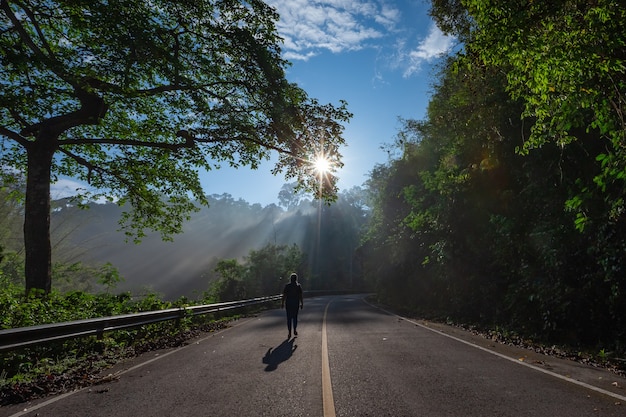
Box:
[361,1,626,356]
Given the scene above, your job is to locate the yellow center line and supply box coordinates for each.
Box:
[322,301,336,417]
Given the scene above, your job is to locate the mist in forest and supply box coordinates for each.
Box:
[51,191,367,300]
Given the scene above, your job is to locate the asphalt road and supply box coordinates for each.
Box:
[2,294,625,417]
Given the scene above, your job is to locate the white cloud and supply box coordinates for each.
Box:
[50,177,87,200]
[268,0,401,60]
[268,1,455,78]
[283,50,318,61]
[376,4,401,28]
[402,24,455,78]
[51,177,113,204]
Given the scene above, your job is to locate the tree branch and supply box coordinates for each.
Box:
[0,126,30,147]
[57,147,108,185]
[178,130,294,156]
[60,131,293,157]
[57,148,148,202]
[20,88,108,137]
[60,136,193,150]
[83,76,250,98]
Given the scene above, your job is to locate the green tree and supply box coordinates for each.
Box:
[245,243,306,296]
[0,177,23,253]
[0,0,351,294]
[208,244,306,301]
[278,182,307,210]
[0,175,25,285]
[456,0,626,226]
[209,259,247,302]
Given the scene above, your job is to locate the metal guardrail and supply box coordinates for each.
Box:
[0,294,282,352]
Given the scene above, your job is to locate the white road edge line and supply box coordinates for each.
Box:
[364,298,626,403]
[322,301,337,417]
[7,318,255,417]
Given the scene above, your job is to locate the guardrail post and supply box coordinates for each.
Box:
[176,307,185,327]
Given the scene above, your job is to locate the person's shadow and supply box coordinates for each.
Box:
[262,338,298,371]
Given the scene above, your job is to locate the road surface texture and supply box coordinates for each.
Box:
[1,294,624,416]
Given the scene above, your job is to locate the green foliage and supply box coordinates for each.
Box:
[2,284,122,329]
[458,0,626,218]
[207,243,308,301]
[0,251,24,285]
[96,262,124,293]
[207,259,248,302]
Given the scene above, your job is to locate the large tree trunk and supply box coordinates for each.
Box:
[21,90,106,294]
[24,140,54,294]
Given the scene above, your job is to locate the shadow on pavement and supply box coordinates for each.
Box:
[262,338,298,371]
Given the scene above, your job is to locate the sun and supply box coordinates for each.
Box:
[313,156,332,174]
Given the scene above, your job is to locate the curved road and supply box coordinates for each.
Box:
[2,294,625,416]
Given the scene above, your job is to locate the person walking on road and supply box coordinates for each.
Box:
[281,273,303,339]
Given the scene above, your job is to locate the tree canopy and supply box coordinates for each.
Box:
[434,0,626,228]
[0,0,351,293]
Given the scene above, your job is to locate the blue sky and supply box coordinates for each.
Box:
[199,0,455,205]
[52,0,456,206]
